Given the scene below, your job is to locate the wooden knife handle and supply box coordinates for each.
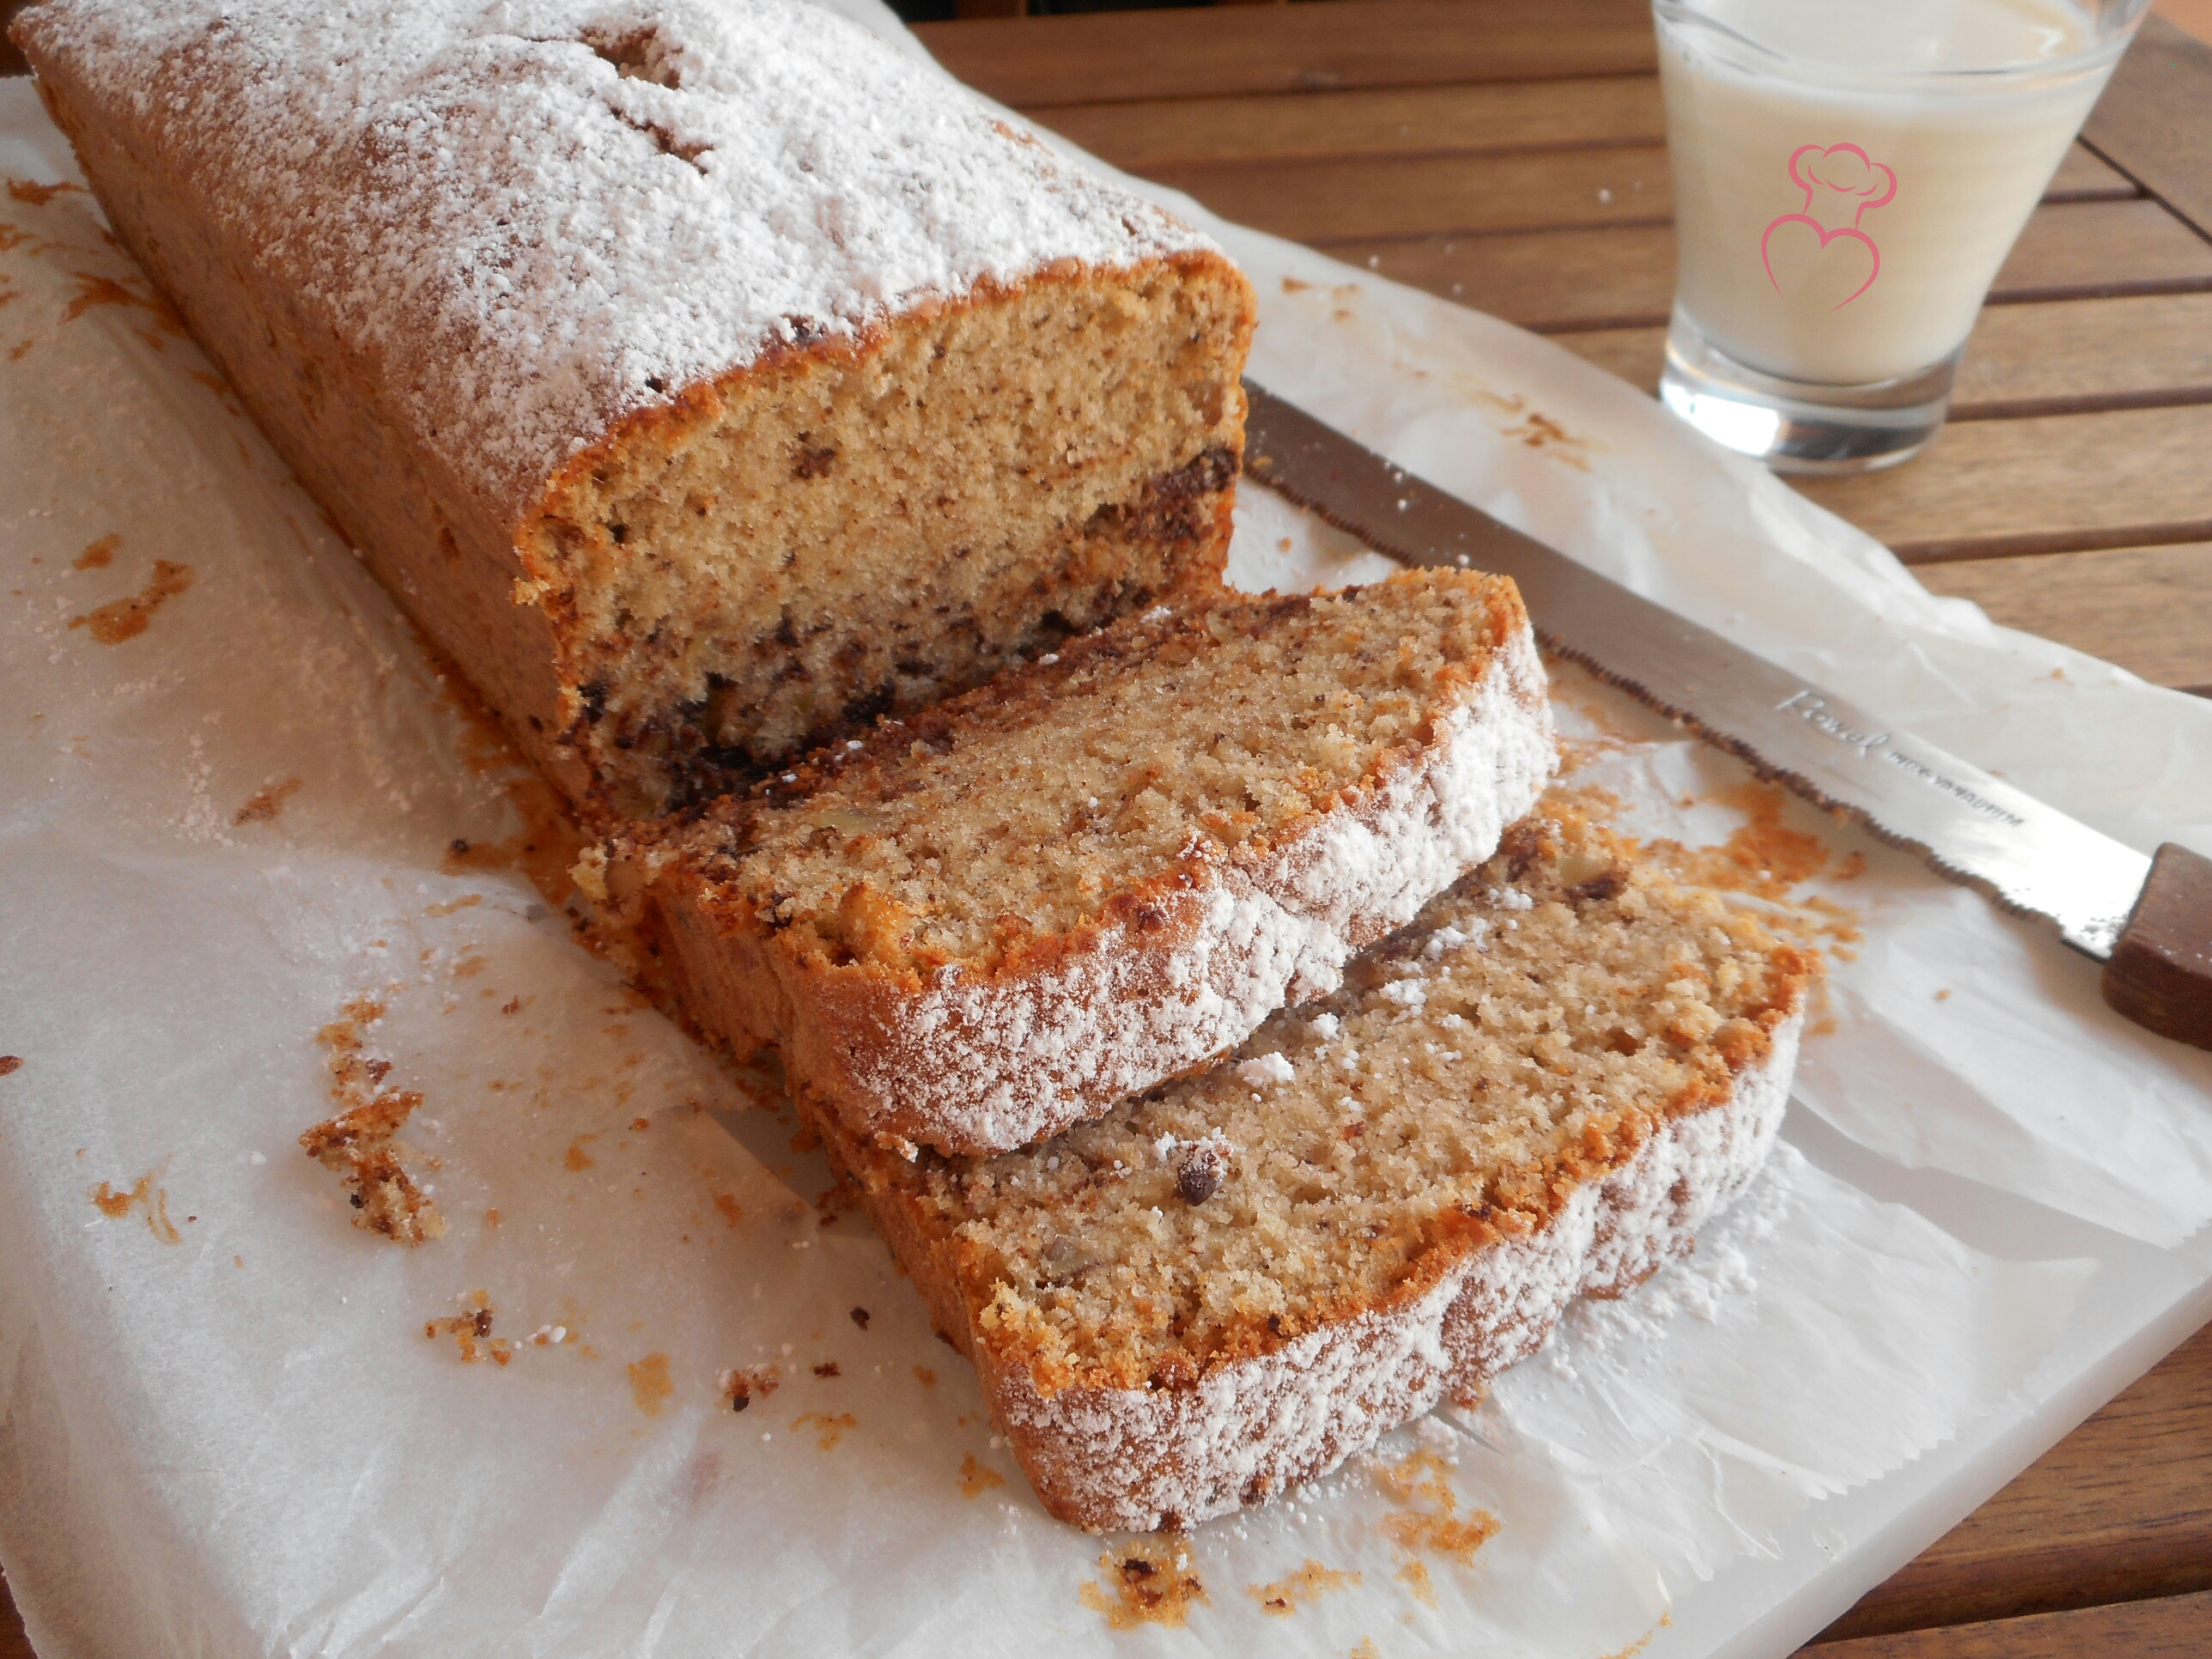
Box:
[2101,842,2212,1051]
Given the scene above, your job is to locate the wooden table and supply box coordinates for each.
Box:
[3,4,2209,1656]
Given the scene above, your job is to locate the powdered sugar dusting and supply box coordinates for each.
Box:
[995,1016,1801,1530]
[777,618,1553,1155]
[21,0,1214,520]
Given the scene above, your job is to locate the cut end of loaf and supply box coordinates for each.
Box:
[673,567,1544,974]
[629,567,1558,1157]
[527,255,1255,813]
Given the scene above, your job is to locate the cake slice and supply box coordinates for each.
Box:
[15,0,1255,815]
[805,811,1814,1530]
[622,568,1556,1157]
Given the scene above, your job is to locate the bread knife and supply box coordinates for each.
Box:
[1241,380,2212,1051]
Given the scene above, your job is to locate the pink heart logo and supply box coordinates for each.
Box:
[1761,217,1881,310]
[1762,143,1894,309]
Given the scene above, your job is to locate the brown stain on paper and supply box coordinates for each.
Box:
[627,1352,673,1417]
[59,269,184,340]
[88,1172,183,1244]
[70,559,192,644]
[1373,1449,1500,1606]
[1079,1536,1208,1631]
[234,777,303,825]
[792,1411,855,1450]
[7,178,85,207]
[1248,1559,1361,1616]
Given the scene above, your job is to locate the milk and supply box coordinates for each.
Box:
[1659,0,2118,387]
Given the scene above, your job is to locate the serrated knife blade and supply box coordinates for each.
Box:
[1242,380,2150,962]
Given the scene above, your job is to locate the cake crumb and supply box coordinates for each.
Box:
[1375,1449,1498,1575]
[1078,1537,1208,1630]
[1248,1559,1361,1616]
[812,1360,840,1379]
[564,1134,598,1171]
[300,994,444,1244]
[72,534,118,569]
[424,1292,511,1365]
[913,1365,937,1388]
[0,1056,20,1077]
[719,1366,782,1411]
[850,1306,871,1329]
[958,1453,1006,1498]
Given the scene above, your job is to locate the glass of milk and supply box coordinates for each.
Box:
[1655,0,2151,472]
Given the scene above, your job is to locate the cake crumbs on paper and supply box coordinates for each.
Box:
[1369,1448,1500,1596]
[299,993,445,1244]
[958,1453,1006,1498]
[1248,1559,1362,1616]
[87,1170,182,1245]
[424,1291,511,1365]
[1078,1537,1208,1631]
[719,1365,781,1412]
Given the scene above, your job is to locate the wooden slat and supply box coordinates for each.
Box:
[1334,198,2212,334]
[1037,75,1665,171]
[1913,545,2212,693]
[1553,292,2212,419]
[1805,1589,2212,1658]
[1792,404,2212,562]
[1139,143,2130,252]
[1152,143,1672,241]
[915,0,1655,108]
[1,1575,27,1659]
[1817,1319,2212,1639]
[2084,15,2212,240]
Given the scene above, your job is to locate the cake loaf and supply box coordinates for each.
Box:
[805,811,1813,1529]
[14,0,1255,814]
[623,568,1556,1157]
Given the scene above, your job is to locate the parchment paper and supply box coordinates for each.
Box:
[2,11,2209,1652]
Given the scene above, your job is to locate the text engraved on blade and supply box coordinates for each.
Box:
[1775,690,2027,829]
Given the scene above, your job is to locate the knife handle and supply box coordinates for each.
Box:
[2102,842,2212,1052]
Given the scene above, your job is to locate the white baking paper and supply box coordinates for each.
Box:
[0,21,2204,1656]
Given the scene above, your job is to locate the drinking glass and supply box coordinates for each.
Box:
[1654,0,2154,474]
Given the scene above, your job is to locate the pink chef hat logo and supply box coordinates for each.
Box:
[1762,143,1896,309]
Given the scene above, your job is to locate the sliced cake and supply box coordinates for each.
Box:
[15,0,1255,814]
[621,568,1556,1157]
[805,810,1814,1529]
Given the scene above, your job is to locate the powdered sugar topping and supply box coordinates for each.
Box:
[27,0,1216,518]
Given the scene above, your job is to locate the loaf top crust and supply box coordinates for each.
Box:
[14,0,1218,524]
